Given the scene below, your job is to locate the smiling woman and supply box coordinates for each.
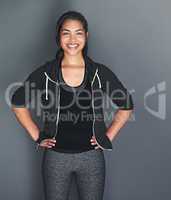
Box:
[59,19,88,57]
[11,10,134,200]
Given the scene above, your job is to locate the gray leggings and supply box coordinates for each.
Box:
[41,148,106,200]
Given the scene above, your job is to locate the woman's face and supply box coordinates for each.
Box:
[59,19,88,56]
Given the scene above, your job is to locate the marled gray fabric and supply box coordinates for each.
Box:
[41,148,105,200]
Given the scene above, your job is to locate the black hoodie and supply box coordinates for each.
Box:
[11,54,134,151]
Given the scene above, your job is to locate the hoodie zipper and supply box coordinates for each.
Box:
[44,72,60,139]
[52,84,60,139]
[91,68,112,151]
[91,85,105,150]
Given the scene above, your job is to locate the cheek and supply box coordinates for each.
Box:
[77,37,86,47]
[60,37,68,47]
[77,35,86,42]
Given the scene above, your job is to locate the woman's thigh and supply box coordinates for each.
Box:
[41,149,106,200]
[74,149,106,200]
[41,149,75,200]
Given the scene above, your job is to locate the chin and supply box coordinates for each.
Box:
[64,49,83,56]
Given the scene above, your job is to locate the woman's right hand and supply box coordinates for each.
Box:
[38,138,56,148]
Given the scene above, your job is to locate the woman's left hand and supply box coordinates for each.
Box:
[90,136,101,149]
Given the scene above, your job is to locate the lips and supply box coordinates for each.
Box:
[66,43,79,49]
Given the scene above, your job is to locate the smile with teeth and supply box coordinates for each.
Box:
[67,43,79,49]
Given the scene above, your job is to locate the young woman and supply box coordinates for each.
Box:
[11,11,134,200]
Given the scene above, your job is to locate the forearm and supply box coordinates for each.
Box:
[106,109,133,141]
[11,107,40,142]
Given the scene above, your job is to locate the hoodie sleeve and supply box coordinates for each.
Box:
[11,70,37,108]
[10,59,48,108]
[99,64,134,110]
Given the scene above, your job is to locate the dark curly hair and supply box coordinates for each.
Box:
[55,10,88,58]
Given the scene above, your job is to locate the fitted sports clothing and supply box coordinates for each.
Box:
[42,148,105,200]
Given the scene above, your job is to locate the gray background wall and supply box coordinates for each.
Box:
[1,0,170,200]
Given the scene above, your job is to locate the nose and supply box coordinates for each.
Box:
[69,34,76,42]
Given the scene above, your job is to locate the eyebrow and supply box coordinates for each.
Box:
[61,28,84,32]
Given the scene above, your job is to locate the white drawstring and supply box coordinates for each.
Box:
[44,72,59,100]
[96,70,102,88]
[44,68,101,101]
[91,68,102,89]
[45,75,48,100]
[91,68,98,86]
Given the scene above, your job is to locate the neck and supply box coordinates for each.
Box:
[62,52,85,67]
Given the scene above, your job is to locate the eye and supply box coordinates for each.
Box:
[62,32,69,35]
[77,32,83,35]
